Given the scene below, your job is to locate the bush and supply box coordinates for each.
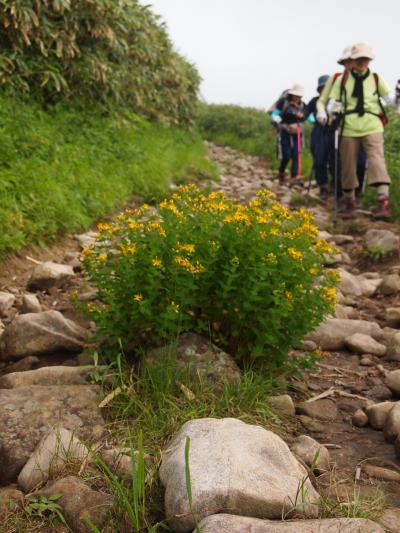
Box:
[0,93,216,255]
[83,185,338,367]
[0,1,200,124]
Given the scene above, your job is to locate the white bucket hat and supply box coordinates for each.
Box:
[337,45,352,65]
[287,83,304,97]
[351,42,374,60]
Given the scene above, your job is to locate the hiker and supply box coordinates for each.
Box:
[316,45,367,198]
[305,75,331,198]
[328,42,392,218]
[271,84,306,184]
[395,80,400,111]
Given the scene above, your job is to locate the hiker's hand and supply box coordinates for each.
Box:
[316,111,328,125]
[296,112,304,119]
[272,115,282,124]
[327,100,343,115]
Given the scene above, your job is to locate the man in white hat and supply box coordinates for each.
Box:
[328,42,391,218]
[271,83,306,183]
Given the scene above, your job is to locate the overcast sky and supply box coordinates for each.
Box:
[149,0,399,109]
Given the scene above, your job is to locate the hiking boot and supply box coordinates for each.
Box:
[319,185,329,200]
[339,196,356,219]
[373,195,390,219]
[277,171,286,184]
[289,175,304,187]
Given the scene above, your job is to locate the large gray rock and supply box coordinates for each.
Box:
[0,365,94,388]
[0,310,88,359]
[365,228,399,254]
[0,385,104,483]
[290,435,330,474]
[18,428,89,492]
[384,403,400,443]
[148,333,240,386]
[75,231,97,249]
[345,333,386,356]
[0,292,15,317]
[197,514,384,533]
[38,476,113,533]
[304,318,382,351]
[337,269,363,297]
[385,370,400,396]
[366,401,395,430]
[160,418,319,533]
[28,261,75,291]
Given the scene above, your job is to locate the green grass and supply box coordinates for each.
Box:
[0,92,217,256]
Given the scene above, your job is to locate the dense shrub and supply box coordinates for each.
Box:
[83,185,338,366]
[0,1,200,124]
[0,93,216,255]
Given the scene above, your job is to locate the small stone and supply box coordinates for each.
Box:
[298,415,326,433]
[360,356,374,366]
[331,234,354,245]
[21,294,42,314]
[363,463,400,483]
[28,261,75,291]
[290,435,330,474]
[365,228,399,254]
[368,384,393,401]
[384,402,400,443]
[385,332,400,362]
[268,395,295,417]
[38,476,113,533]
[18,428,89,492]
[378,274,400,296]
[385,370,400,396]
[0,292,15,317]
[0,365,94,388]
[366,401,395,430]
[296,399,338,421]
[0,310,88,360]
[386,308,400,327]
[295,340,317,351]
[345,333,386,357]
[352,409,368,427]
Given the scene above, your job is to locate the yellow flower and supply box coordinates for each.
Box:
[284,290,293,301]
[98,253,107,262]
[231,256,240,265]
[175,255,205,274]
[176,243,195,254]
[133,293,143,301]
[152,258,163,268]
[288,248,303,260]
[170,301,180,313]
[323,287,337,307]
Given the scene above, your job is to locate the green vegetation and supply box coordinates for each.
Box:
[0,93,216,256]
[83,185,337,367]
[0,0,200,124]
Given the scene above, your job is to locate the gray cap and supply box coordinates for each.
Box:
[317,75,330,90]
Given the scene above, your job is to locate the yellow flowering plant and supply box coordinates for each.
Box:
[82,185,338,367]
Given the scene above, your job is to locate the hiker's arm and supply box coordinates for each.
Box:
[316,76,334,113]
[378,76,394,107]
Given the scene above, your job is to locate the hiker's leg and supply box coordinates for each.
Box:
[361,133,390,188]
[361,132,391,217]
[340,136,360,195]
[311,125,328,187]
[356,148,367,197]
[328,129,342,197]
[290,134,298,178]
[279,130,291,174]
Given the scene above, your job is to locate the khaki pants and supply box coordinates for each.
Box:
[340,133,390,190]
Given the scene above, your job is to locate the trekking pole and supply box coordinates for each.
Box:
[333,128,340,228]
[296,123,302,178]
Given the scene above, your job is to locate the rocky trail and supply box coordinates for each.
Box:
[1,143,400,531]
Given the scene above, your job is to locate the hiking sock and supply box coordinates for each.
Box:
[377,184,389,197]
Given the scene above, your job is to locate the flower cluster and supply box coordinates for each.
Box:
[82,185,338,366]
